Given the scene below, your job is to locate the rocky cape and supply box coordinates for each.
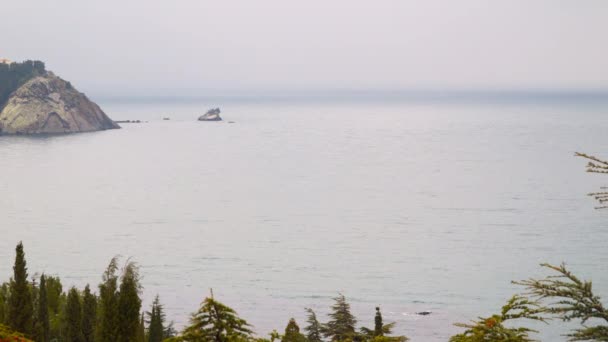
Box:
[0,72,119,135]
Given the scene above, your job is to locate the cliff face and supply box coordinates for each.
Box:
[0,72,119,135]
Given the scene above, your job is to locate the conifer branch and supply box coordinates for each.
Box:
[450,295,546,342]
[576,153,608,167]
[514,263,608,340]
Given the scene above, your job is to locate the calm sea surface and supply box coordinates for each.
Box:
[1,98,607,341]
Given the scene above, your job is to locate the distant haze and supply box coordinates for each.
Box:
[2,0,608,96]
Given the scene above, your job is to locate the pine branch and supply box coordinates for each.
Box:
[576,153,608,167]
[450,295,546,342]
[514,263,608,341]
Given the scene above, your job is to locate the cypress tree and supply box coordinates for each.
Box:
[147,305,158,342]
[30,276,38,335]
[147,295,165,342]
[374,307,383,337]
[45,276,64,340]
[99,257,120,341]
[35,274,50,342]
[322,294,357,342]
[8,242,33,335]
[65,287,84,342]
[361,307,401,341]
[81,284,97,342]
[117,261,142,342]
[45,276,63,315]
[136,312,146,342]
[304,308,323,342]
[282,318,306,342]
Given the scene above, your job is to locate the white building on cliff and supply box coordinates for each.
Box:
[0,58,12,64]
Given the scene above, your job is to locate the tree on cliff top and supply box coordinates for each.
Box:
[0,60,46,109]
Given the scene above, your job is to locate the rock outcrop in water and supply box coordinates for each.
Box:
[0,71,119,135]
[198,108,222,121]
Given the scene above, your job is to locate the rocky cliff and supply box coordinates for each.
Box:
[0,72,119,134]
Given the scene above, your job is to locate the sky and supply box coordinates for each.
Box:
[2,1,608,96]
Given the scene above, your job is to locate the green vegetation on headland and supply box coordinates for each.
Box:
[0,60,46,109]
[0,59,118,135]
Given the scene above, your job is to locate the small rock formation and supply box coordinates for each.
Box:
[115,120,143,123]
[0,72,119,135]
[198,108,222,121]
[416,311,432,316]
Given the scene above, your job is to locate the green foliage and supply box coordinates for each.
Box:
[0,323,34,341]
[45,275,66,341]
[65,287,84,342]
[322,294,358,341]
[304,308,323,342]
[45,276,63,316]
[99,257,120,342]
[0,283,9,325]
[374,307,383,337]
[176,291,253,342]
[268,329,281,341]
[0,243,420,342]
[8,242,34,336]
[137,312,146,342]
[0,60,45,110]
[368,337,409,342]
[164,320,178,340]
[117,261,142,342]
[450,295,546,342]
[515,263,608,341]
[360,307,405,341]
[81,284,97,342]
[35,274,50,342]
[147,295,165,342]
[281,318,306,342]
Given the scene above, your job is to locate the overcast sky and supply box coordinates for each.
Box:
[2,1,607,96]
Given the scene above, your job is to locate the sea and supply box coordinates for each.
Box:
[1,94,607,341]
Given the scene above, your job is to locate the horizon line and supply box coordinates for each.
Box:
[92,87,608,105]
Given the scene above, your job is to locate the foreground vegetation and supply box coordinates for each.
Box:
[0,154,604,341]
[1,242,608,342]
[0,242,408,342]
